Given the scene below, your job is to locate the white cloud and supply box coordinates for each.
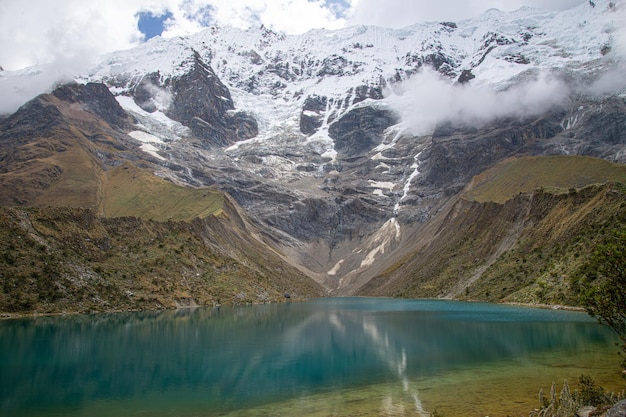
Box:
[0,0,594,115]
[347,0,585,28]
[386,69,570,136]
[0,0,350,72]
[0,0,587,72]
[0,0,348,114]
[0,0,145,71]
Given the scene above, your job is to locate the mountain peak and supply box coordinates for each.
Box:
[1,3,625,300]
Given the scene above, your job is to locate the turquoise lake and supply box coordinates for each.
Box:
[0,298,623,417]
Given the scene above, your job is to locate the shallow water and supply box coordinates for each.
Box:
[0,298,623,416]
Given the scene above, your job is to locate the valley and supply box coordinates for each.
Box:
[0,0,625,314]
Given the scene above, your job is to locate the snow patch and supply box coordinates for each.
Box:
[128,130,166,160]
[368,180,396,190]
[372,189,387,197]
[395,152,422,213]
[302,110,320,117]
[116,95,189,141]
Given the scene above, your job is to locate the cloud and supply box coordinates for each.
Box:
[159,0,347,36]
[0,0,348,114]
[0,0,144,71]
[347,0,585,27]
[0,65,78,115]
[0,0,597,116]
[0,0,350,71]
[3,0,586,73]
[386,69,570,136]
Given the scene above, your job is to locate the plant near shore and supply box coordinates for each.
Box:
[575,228,626,376]
[529,376,624,417]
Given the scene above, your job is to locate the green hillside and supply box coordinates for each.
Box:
[0,94,324,316]
[359,156,626,307]
[103,164,225,221]
[463,155,626,203]
[0,206,323,316]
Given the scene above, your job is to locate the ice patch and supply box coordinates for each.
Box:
[128,130,166,160]
[368,180,396,190]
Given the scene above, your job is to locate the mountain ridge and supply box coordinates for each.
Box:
[0,1,625,312]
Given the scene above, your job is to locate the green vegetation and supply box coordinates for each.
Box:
[465,183,626,305]
[575,228,626,376]
[103,163,224,221]
[0,206,323,315]
[360,156,626,308]
[464,155,626,203]
[529,376,624,417]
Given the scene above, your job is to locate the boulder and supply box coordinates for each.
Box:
[606,399,626,417]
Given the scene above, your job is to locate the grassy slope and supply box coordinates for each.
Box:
[464,155,626,203]
[0,205,323,315]
[358,156,626,306]
[0,95,323,315]
[103,163,224,221]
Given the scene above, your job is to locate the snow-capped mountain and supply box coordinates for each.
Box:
[2,0,625,293]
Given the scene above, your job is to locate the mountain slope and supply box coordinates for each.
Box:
[0,1,625,307]
[0,83,323,315]
[464,155,626,203]
[0,204,323,315]
[71,0,626,289]
[356,156,626,305]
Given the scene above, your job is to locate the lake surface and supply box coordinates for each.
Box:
[0,298,623,417]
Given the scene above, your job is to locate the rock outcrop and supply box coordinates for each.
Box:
[329,106,399,157]
[164,51,258,147]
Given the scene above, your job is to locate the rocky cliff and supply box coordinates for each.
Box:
[1,1,625,309]
[0,82,323,314]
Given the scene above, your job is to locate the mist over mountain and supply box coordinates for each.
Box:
[0,0,625,311]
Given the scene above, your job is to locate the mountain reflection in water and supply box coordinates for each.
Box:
[0,298,619,417]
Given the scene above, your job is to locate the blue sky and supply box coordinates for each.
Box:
[137,11,174,40]
[0,0,594,115]
[0,0,587,71]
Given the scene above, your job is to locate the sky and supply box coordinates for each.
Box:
[0,0,586,72]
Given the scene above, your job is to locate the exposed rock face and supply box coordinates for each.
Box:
[132,71,163,113]
[573,98,626,149]
[127,51,259,148]
[300,95,327,135]
[164,51,259,147]
[423,98,626,194]
[0,98,66,143]
[52,82,135,129]
[329,106,399,157]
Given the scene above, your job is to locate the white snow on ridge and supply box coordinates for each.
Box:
[1,0,622,174]
[82,1,626,154]
[115,95,190,142]
[128,131,166,160]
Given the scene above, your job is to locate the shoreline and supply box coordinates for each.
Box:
[1,297,589,320]
[502,301,586,312]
